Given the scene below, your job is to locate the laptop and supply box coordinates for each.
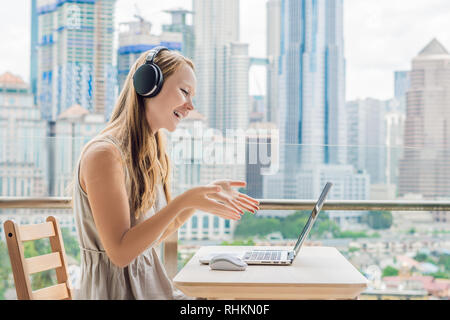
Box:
[199,182,333,265]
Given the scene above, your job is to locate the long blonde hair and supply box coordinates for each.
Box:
[87,49,194,219]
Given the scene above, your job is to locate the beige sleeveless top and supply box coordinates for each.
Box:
[72,134,190,300]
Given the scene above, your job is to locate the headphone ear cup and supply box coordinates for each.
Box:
[148,65,164,98]
[133,64,158,97]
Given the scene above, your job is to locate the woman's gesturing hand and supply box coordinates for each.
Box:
[207,180,260,215]
[180,185,243,221]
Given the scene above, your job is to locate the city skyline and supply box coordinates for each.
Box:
[1,0,450,101]
[1,1,450,301]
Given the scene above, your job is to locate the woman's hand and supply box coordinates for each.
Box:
[179,185,243,220]
[207,180,260,215]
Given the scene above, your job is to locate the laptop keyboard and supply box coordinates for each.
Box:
[244,250,282,261]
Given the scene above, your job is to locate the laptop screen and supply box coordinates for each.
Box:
[292,182,333,256]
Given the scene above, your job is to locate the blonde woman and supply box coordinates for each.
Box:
[72,47,259,300]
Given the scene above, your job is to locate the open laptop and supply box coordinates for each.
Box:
[199,182,333,265]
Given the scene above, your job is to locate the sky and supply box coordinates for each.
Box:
[1,0,450,101]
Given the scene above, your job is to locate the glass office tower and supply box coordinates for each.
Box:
[36,0,116,121]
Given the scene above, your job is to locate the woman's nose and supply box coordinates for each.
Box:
[186,98,194,110]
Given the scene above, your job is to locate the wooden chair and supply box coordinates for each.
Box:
[3,216,74,300]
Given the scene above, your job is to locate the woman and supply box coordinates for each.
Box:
[72,47,259,300]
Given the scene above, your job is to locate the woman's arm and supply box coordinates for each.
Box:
[82,142,186,267]
[156,179,261,245]
[81,142,241,268]
[155,207,196,245]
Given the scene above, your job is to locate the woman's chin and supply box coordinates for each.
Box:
[166,124,178,132]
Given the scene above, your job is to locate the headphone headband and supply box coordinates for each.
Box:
[146,46,169,65]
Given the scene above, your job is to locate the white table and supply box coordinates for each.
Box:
[173,245,369,300]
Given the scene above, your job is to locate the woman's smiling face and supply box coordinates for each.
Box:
[144,63,196,133]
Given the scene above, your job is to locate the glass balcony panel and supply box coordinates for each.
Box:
[1,135,449,300]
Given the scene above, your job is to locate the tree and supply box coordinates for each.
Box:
[438,254,450,272]
[234,212,281,238]
[0,241,12,300]
[61,227,80,263]
[221,239,255,246]
[233,210,345,240]
[382,266,399,277]
[23,240,55,290]
[367,211,393,230]
[414,252,428,262]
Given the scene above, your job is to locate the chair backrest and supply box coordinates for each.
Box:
[3,216,73,300]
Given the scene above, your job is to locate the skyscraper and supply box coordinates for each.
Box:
[266,0,281,124]
[193,0,249,132]
[36,0,116,121]
[346,98,387,185]
[278,0,346,165]
[30,0,39,105]
[0,72,47,198]
[394,70,411,113]
[385,110,405,190]
[399,39,450,199]
[264,0,348,199]
[162,8,195,61]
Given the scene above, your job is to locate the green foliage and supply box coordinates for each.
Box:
[23,239,55,291]
[437,254,450,271]
[278,211,340,239]
[221,239,255,246]
[382,265,399,277]
[234,212,281,238]
[408,227,416,235]
[61,227,80,263]
[233,210,373,240]
[414,252,428,262]
[279,211,309,239]
[334,230,370,239]
[430,271,450,280]
[178,252,195,271]
[367,211,393,230]
[0,241,12,300]
[0,229,81,299]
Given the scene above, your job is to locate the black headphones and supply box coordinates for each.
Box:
[133,46,169,98]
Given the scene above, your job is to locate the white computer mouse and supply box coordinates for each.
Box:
[209,253,248,271]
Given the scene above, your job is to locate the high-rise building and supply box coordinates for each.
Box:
[394,71,411,113]
[0,72,47,198]
[385,108,405,191]
[265,0,347,199]
[162,8,195,61]
[399,39,450,199]
[117,16,183,94]
[246,122,277,198]
[54,104,106,196]
[223,42,250,131]
[266,0,281,124]
[278,0,346,165]
[249,95,266,123]
[30,0,39,105]
[346,98,388,185]
[193,0,249,132]
[294,163,370,226]
[36,0,116,121]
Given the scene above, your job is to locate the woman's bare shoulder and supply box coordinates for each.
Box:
[80,140,124,185]
[83,140,121,161]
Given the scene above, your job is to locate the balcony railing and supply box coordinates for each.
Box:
[2,197,450,280]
